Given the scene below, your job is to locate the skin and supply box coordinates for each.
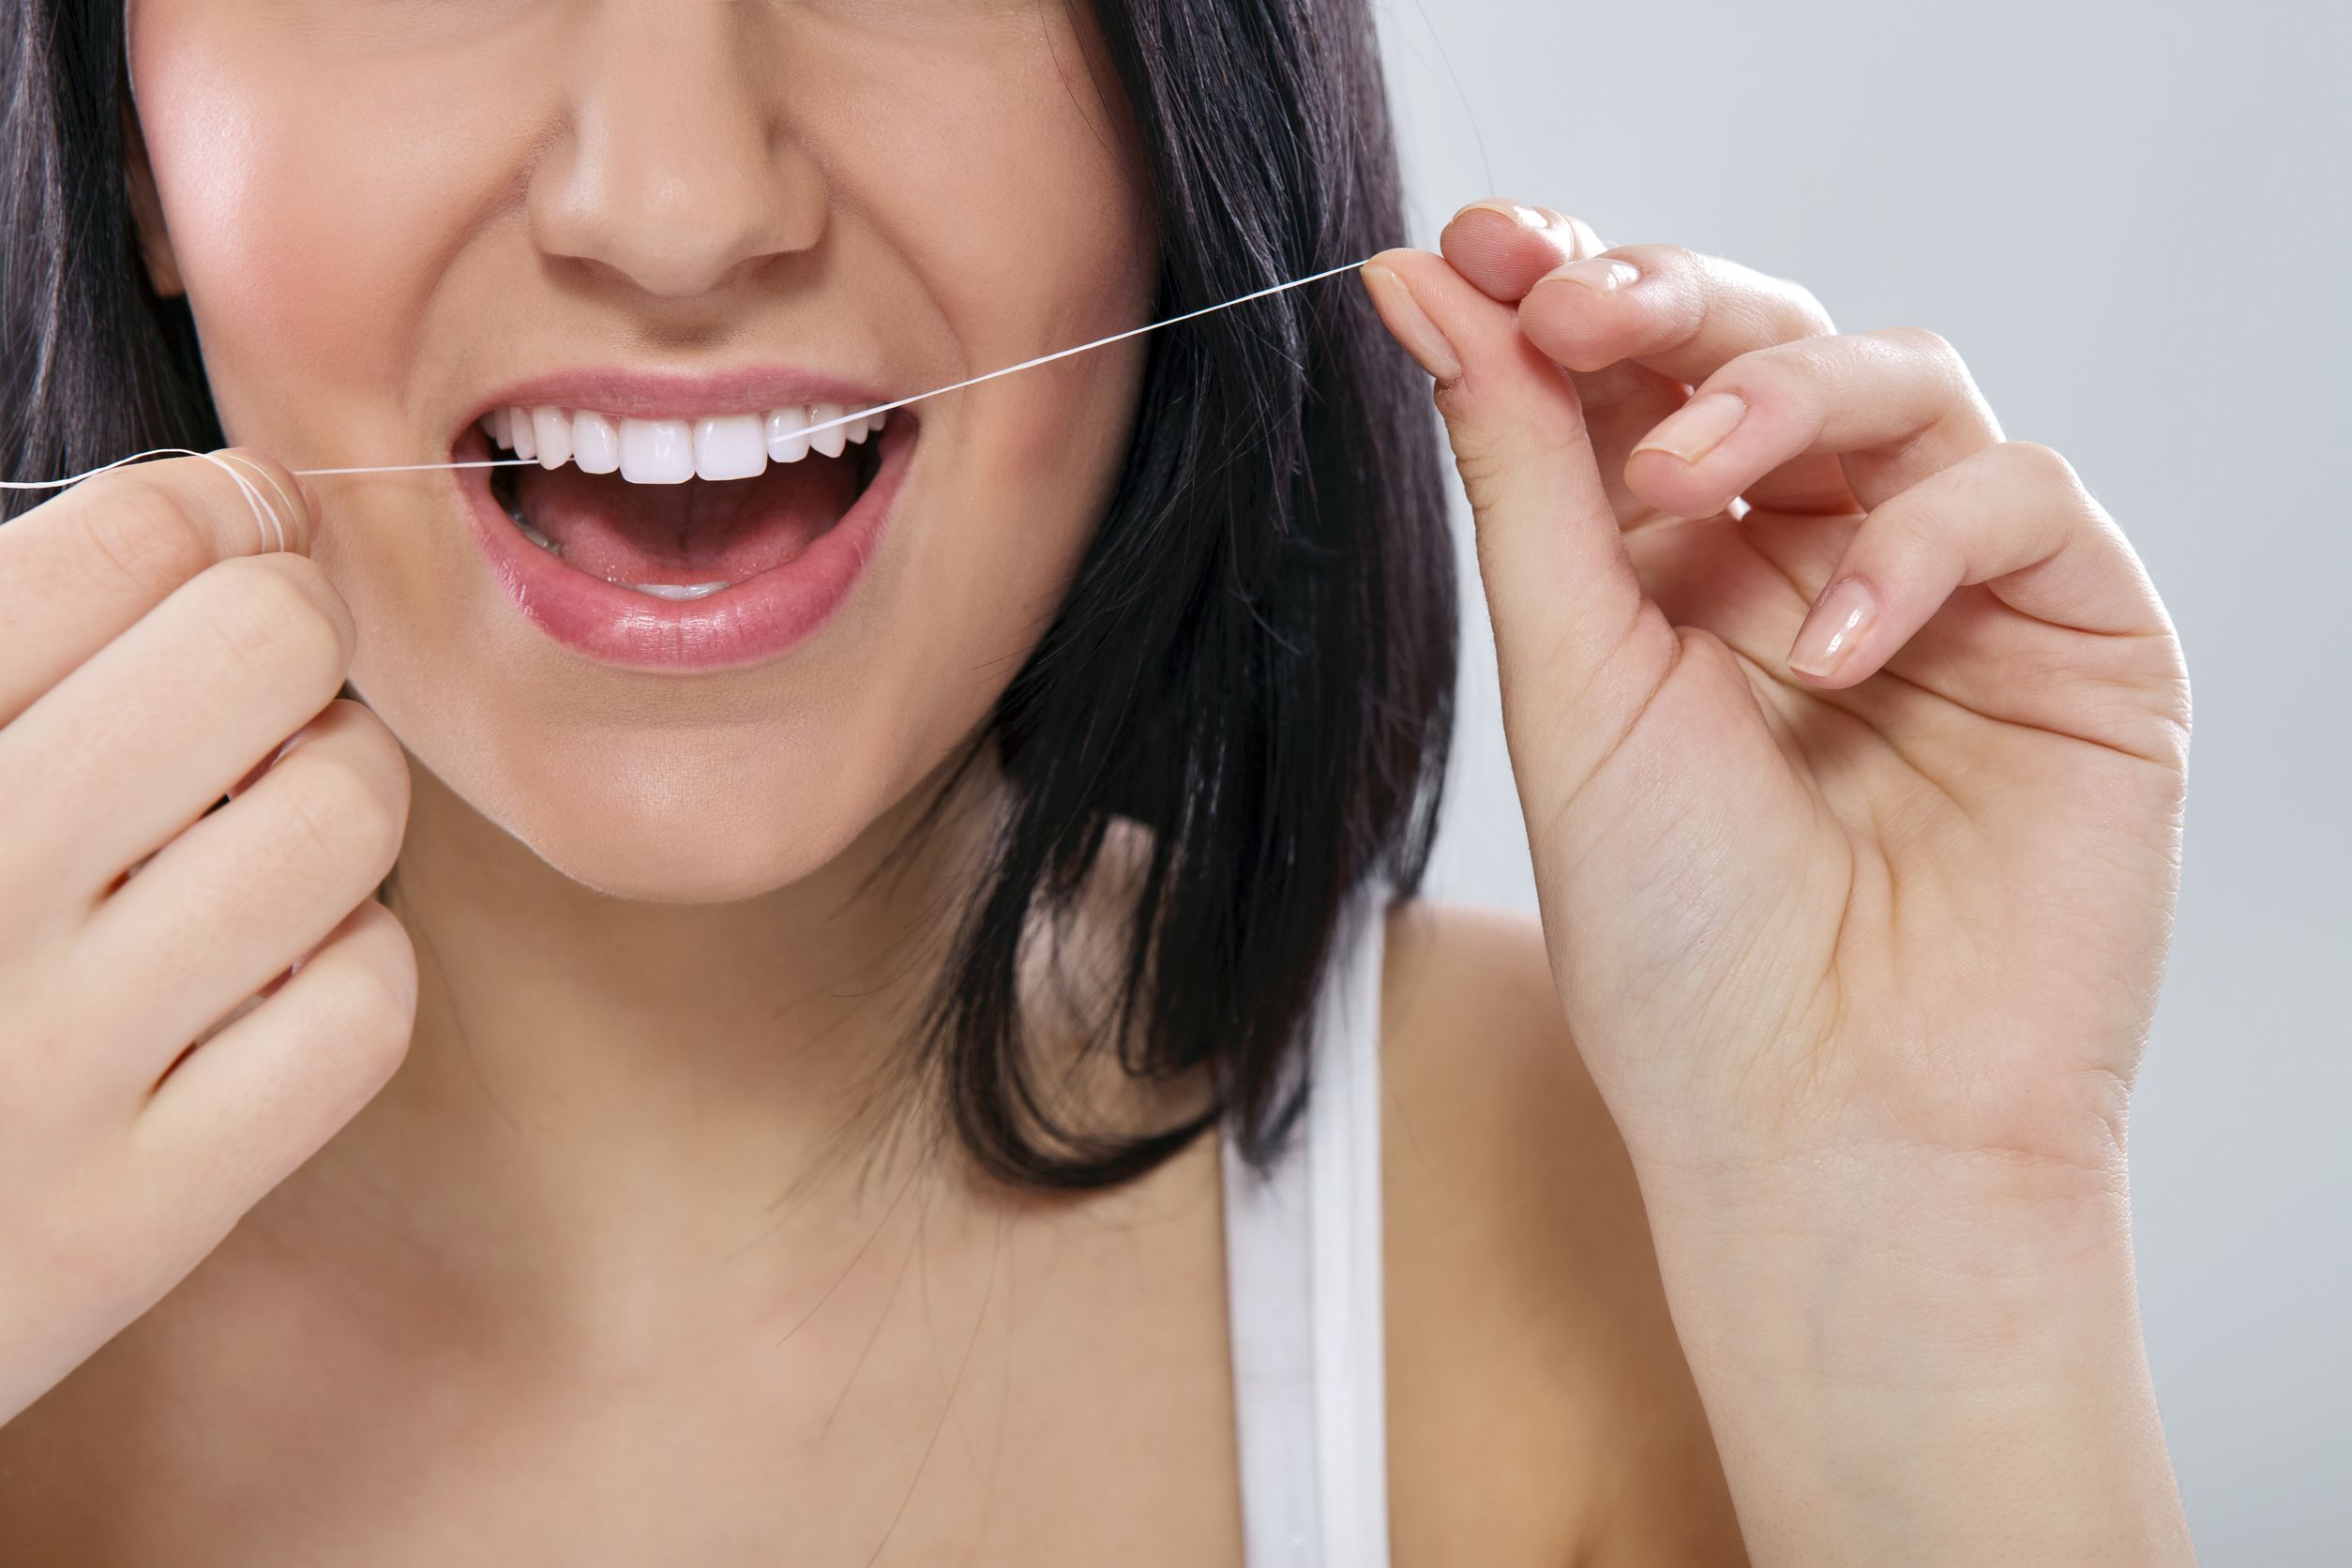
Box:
[1364,212,2194,1560]
[0,2,2193,1563]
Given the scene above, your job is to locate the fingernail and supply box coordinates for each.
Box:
[1538,256,1641,294]
[1450,199,1561,234]
[1788,578,1876,679]
[1633,391,1748,465]
[1362,264,1462,382]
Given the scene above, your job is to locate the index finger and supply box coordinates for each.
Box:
[1436,204,1716,526]
[1437,200,1610,298]
[0,448,313,727]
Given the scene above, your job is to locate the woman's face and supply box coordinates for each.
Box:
[123,0,1156,902]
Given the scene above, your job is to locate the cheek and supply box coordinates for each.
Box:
[831,25,1160,636]
[129,17,520,442]
[731,19,1155,792]
[810,12,1159,392]
[128,4,1160,900]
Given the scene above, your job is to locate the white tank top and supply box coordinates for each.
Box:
[1218,893,1391,1567]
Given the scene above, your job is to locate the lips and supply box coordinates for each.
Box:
[451,404,912,672]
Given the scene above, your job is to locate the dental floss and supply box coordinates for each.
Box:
[2,260,1376,533]
[0,448,293,552]
[302,257,1375,473]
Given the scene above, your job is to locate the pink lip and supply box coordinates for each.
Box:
[460,366,897,434]
[453,419,911,673]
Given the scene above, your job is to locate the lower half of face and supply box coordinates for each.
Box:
[131,0,1157,902]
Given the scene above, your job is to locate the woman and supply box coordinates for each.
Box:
[0,0,2196,1560]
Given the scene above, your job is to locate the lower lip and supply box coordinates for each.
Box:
[455,425,909,672]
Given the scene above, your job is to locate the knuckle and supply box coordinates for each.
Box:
[1715,336,1812,395]
[1875,324,1970,388]
[197,559,351,686]
[1451,446,1512,512]
[330,701,414,817]
[1765,276,1837,339]
[1626,241,1701,277]
[1883,323,1959,361]
[77,482,215,599]
[1881,502,1952,563]
[1878,328,1996,422]
[1612,242,1707,299]
[1998,438,2084,492]
[309,911,417,1078]
[262,550,345,614]
[1864,490,1968,576]
[1696,249,1834,339]
[1442,405,1594,521]
[277,738,407,881]
[1998,440,2104,523]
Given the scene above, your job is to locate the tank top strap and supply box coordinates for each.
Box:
[1220,890,1392,1567]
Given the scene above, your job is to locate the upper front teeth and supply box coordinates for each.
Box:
[483,403,883,482]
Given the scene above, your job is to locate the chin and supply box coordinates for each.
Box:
[544,838,824,907]
[444,725,914,906]
[509,799,868,906]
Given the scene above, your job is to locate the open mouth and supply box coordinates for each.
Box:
[475,402,893,600]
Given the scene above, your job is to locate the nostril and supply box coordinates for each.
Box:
[524,116,830,303]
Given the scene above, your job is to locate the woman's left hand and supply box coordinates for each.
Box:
[1363,207,2189,1199]
[1363,205,2196,1561]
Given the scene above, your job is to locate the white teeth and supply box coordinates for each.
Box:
[764,406,813,464]
[808,401,848,460]
[479,400,883,476]
[694,415,768,482]
[532,406,573,469]
[516,516,562,554]
[619,418,694,484]
[571,411,620,475]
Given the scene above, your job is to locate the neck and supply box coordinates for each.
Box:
[265,749,1006,1328]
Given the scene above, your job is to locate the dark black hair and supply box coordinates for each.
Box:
[3,0,1456,1190]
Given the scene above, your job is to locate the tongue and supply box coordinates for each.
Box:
[515,459,861,585]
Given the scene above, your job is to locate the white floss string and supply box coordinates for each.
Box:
[4,259,1373,550]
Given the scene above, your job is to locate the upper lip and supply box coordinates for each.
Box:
[455,365,900,446]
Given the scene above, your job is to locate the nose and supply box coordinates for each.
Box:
[527,4,825,300]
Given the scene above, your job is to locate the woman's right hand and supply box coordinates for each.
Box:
[0,449,415,1425]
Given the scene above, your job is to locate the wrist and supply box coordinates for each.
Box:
[1639,1140,2137,1373]
[1655,1147,2135,1363]
[1630,1149,2194,1565]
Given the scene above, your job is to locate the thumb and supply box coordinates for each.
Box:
[1361,249,1666,772]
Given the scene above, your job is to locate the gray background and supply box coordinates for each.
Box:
[1378,2,2350,1560]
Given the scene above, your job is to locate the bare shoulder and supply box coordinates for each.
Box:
[1378,898,1747,1568]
